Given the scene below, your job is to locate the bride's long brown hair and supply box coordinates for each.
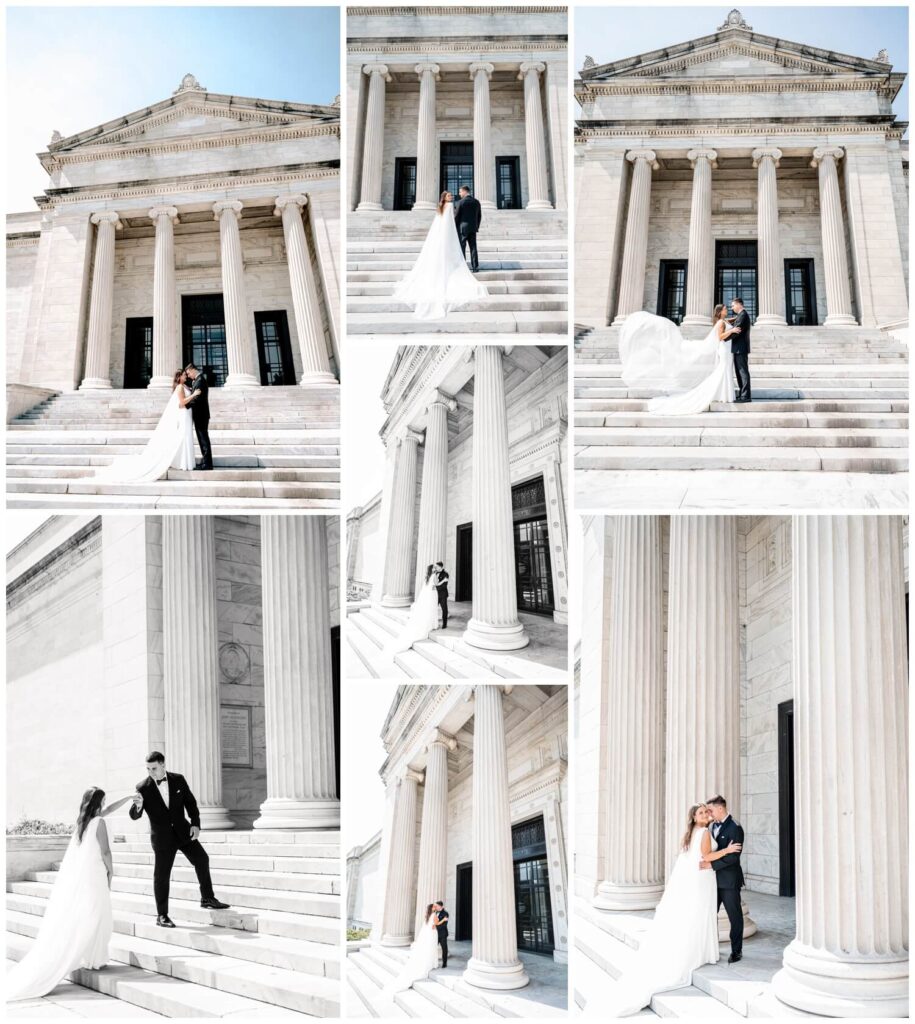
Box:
[713,303,727,321]
[681,803,705,852]
[423,903,435,922]
[172,369,185,390]
[437,191,450,215]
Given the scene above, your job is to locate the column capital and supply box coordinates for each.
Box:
[403,767,424,785]
[403,428,423,446]
[363,62,391,81]
[428,728,457,752]
[213,199,243,221]
[469,61,494,80]
[429,388,458,413]
[518,60,546,79]
[274,193,308,217]
[687,148,718,168]
[627,148,659,169]
[811,145,844,167]
[415,62,440,78]
[752,146,782,167]
[91,210,123,229]
[147,205,178,224]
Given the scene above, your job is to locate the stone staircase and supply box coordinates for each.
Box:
[6,387,340,509]
[6,830,342,1018]
[346,603,565,682]
[574,326,909,475]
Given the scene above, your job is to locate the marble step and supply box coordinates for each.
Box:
[345,310,567,336]
[350,280,567,297]
[576,411,908,430]
[112,848,338,870]
[575,426,908,449]
[348,296,568,314]
[575,386,908,401]
[348,239,568,251]
[347,212,567,243]
[350,269,566,283]
[348,260,565,274]
[575,398,909,414]
[346,951,414,1017]
[100,863,339,896]
[7,454,340,470]
[6,493,338,511]
[574,445,908,473]
[5,478,341,502]
[7,466,340,482]
[3,968,164,1018]
[576,362,907,378]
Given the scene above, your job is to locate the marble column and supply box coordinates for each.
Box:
[213,200,259,388]
[357,64,391,212]
[162,517,233,830]
[665,516,755,936]
[594,516,665,910]
[274,194,336,386]
[752,148,787,325]
[380,770,421,946]
[381,431,421,607]
[773,516,908,1017]
[79,211,122,389]
[255,516,339,829]
[414,63,440,211]
[518,62,552,210]
[147,206,180,389]
[811,147,857,326]
[470,63,496,210]
[682,150,717,327]
[612,150,658,324]
[414,391,456,598]
[464,347,529,651]
[414,730,456,936]
[464,685,530,990]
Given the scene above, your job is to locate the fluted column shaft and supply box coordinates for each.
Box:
[518,62,552,210]
[358,64,390,211]
[773,516,908,1017]
[414,733,454,936]
[470,63,496,209]
[381,771,420,946]
[613,150,657,323]
[753,148,787,325]
[464,347,529,651]
[595,516,665,910]
[80,212,121,389]
[275,195,336,385]
[812,147,857,326]
[255,516,339,829]
[414,392,455,598]
[162,517,233,829]
[414,63,440,210]
[682,150,717,326]
[464,686,530,990]
[381,432,421,607]
[213,200,259,388]
[147,206,179,389]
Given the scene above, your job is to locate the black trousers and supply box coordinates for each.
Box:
[459,228,479,271]
[194,417,213,469]
[438,589,449,628]
[153,839,214,916]
[733,353,751,401]
[438,934,448,966]
[717,887,743,956]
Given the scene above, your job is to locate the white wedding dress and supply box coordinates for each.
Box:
[6,816,113,1002]
[384,916,440,994]
[392,203,487,320]
[385,577,440,655]
[619,311,735,414]
[95,384,196,483]
[603,826,719,1017]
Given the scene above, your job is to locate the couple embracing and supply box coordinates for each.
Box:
[385,562,450,655]
[385,901,451,994]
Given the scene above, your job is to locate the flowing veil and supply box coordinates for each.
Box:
[385,577,440,655]
[384,917,440,994]
[6,816,112,1002]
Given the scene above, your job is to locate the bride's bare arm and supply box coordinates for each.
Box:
[95,817,114,885]
[100,794,135,817]
[703,839,742,863]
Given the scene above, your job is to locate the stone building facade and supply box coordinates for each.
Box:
[574,9,908,331]
[7,514,340,831]
[575,514,909,1016]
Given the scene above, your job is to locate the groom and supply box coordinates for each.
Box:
[729,298,752,403]
[434,562,450,629]
[453,186,482,272]
[701,794,745,963]
[433,901,449,968]
[129,751,230,927]
[184,363,213,470]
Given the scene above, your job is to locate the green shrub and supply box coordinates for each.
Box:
[347,927,371,941]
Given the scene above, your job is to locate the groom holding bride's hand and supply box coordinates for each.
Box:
[700,794,745,964]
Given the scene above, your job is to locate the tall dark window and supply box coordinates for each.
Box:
[255,311,296,386]
[496,156,521,209]
[440,141,474,195]
[512,817,554,955]
[123,317,153,388]
[784,258,818,325]
[778,700,796,898]
[716,241,758,321]
[657,260,688,324]
[182,294,228,387]
[512,477,554,616]
[394,158,417,210]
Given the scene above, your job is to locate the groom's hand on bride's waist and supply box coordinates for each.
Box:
[190,826,201,841]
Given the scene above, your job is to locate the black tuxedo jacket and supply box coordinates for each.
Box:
[710,816,745,890]
[435,909,449,938]
[730,309,751,355]
[453,195,482,234]
[190,373,210,423]
[129,772,201,851]
[436,570,450,598]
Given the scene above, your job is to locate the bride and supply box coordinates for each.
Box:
[95,369,198,483]
[384,565,440,655]
[6,787,135,1002]
[384,904,441,994]
[604,802,742,1017]
[392,191,487,320]
[619,305,741,415]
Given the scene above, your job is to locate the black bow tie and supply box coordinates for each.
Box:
[156,778,167,786]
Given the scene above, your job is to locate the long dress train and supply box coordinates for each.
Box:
[384,917,440,994]
[385,578,440,655]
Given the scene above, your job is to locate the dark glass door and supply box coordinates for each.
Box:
[716,241,758,322]
[778,699,796,897]
[657,260,688,324]
[182,294,228,387]
[331,625,340,799]
[123,316,153,388]
[255,311,296,386]
[456,523,473,602]
[394,158,417,210]
[440,142,474,195]
[512,477,553,616]
[455,862,473,941]
[496,156,521,209]
[512,817,554,955]
[784,259,817,325]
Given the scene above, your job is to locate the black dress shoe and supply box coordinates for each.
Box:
[157,915,176,928]
[728,952,743,964]
[201,897,230,910]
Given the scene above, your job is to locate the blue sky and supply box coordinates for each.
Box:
[575,5,908,122]
[6,6,340,210]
